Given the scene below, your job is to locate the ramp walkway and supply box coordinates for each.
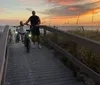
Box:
[5,42,84,85]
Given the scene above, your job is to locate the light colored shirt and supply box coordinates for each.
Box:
[19,26,24,33]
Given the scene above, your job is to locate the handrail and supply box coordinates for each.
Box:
[46,39,100,84]
[40,25,100,53]
[40,25,100,84]
[0,25,9,85]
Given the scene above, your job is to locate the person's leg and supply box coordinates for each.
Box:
[37,35,40,45]
[37,35,42,48]
[22,34,24,42]
[20,34,23,42]
[32,35,35,45]
[31,30,37,48]
[22,33,25,42]
[31,29,35,45]
[36,27,40,45]
[32,35,38,48]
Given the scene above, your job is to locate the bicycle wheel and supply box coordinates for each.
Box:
[26,38,30,53]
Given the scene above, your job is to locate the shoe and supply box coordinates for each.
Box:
[38,44,42,49]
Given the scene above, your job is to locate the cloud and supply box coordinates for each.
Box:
[16,0,100,18]
[42,0,100,17]
[0,8,6,14]
[47,0,100,5]
[17,0,44,5]
[0,8,6,11]
[0,19,20,25]
[47,0,81,5]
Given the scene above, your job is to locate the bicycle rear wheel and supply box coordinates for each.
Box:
[26,38,30,53]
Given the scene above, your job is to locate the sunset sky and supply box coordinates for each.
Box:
[0,0,100,26]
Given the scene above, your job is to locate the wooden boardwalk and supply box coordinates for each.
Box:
[5,42,84,85]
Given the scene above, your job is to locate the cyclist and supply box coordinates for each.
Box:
[24,10,41,48]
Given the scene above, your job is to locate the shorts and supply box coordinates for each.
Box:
[19,32,25,35]
[31,26,40,36]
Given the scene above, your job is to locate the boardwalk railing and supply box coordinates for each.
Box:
[40,25,100,85]
[0,25,9,85]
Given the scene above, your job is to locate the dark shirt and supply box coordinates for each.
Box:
[29,15,40,26]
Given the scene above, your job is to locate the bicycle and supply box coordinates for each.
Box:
[24,29,32,53]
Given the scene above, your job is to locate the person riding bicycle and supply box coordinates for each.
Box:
[24,10,41,48]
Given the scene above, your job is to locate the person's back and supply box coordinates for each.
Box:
[30,15,40,26]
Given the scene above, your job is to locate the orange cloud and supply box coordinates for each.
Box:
[68,7,78,11]
[82,8,100,16]
[93,8,100,14]
[59,1,77,5]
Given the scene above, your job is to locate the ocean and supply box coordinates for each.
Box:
[0,25,100,33]
[55,26,100,31]
[0,25,99,40]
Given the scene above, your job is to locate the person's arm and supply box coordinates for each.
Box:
[36,16,41,26]
[24,17,30,25]
[38,17,41,24]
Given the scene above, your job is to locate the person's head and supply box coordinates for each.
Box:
[32,11,36,16]
[20,21,24,26]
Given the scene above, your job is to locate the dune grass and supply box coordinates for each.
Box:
[45,29,100,74]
